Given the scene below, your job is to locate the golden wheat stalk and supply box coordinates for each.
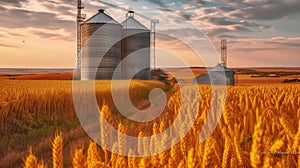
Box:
[201,137,216,168]
[221,139,231,168]
[72,149,87,168]
[115,156,127,168]
[37,161,47,168]
[263,139,284,168]
[24,149,38,168]
[187,148,195,168]
[139,158,146,168]
[52,132,63,168]
[138,131,145,156]
[292,120,300,152]
[110,142,118,168]
[159,133,169,166]
[279,114,296,138]
[233,125,244,167]
[250,116,265,168]
[87,142,101,168]
[117,123,126,155]
[128,149,137,168]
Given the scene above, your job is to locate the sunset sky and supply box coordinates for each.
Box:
[0,0,299,68]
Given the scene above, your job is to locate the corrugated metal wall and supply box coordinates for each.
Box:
[81,11,122,80]
[80,10,152,80]
[121,29,151,80]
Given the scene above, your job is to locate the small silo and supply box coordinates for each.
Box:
[193,64,235,85]
[210,64,235,85]
[81,9,122,80]
[121,11,151,80]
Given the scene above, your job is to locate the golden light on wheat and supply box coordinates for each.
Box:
[16,81,299,167]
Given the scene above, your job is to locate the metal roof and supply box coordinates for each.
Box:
[209,64,234,72]
[194,72,230,84]
[85,9,120,25]
[196,72,227,78]
[122,17,149,30]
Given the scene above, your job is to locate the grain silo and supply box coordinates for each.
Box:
[81,9,122,80]
[121,11,151,80]
[193,64,235,85]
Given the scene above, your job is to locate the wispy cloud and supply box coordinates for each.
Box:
[0,0,28,7]
[0,8,74,30]
[228,0,300,20]
[0,0,299,68]
[0,43,19,48]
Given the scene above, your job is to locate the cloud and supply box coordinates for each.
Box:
[0,0,135,40]
[180,12,192,20]
[217,6,237,12]
[0,6,7,12]
[200,16,238,25]
[204,27,232,37]
[156,7,192,21]
[159,28,208,39]
[0,0,27,7]
[187,4,273,38]
[0,43,19,48]
[0,30,26,38]
[0,1,76,41]
[190,0,207,4]
[0,0,298,45]
[92,0,300,23]
[230,37,300,53]
[217,34,239,39]
[233,47,284,52]
[269,37,300,47]
[157,7,173,12]
[30,30,74,41]
[42,3,75,16]
[217,34,251,39]
[57,0,76,5]
[149,0,165,6]
[229,0,300,20]
[144,0,166,7]
[203,25,252,37]
[0,7,75,33]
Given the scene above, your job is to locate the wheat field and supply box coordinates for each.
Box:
[18,83,300,168]
[0,80,165,135]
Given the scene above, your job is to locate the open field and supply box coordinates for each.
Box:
[250,68,300,73]
[237,74,300,85]
[0,80,299,167]
[1,67,300,85]
[0,69,73,80]
[165,67,300,84]
[0,73,74,80]
[0,80,167,167]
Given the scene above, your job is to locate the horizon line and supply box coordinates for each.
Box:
[1,66,300,70]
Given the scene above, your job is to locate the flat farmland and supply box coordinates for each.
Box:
[0,79,299,167]
[164,67,300,85]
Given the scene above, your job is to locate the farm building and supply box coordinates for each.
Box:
[80,10,151,80]
[81,9,122,80]
[121,11,151,80]
[193,64,235,85]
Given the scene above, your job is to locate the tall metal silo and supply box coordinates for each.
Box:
[81,9,122,80]
[122,11,151,80]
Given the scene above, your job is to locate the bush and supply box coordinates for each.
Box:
[282,78,300,83]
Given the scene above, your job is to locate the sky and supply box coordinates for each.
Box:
[0,0,299,68]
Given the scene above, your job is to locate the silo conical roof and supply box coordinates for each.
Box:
[122,17,149,30]
[85,9,120,25]
[210,64,234,72]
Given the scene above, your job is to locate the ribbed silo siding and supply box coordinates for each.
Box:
[81,23,122,80]
[81,68,119,80]
[121,29,151,80]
